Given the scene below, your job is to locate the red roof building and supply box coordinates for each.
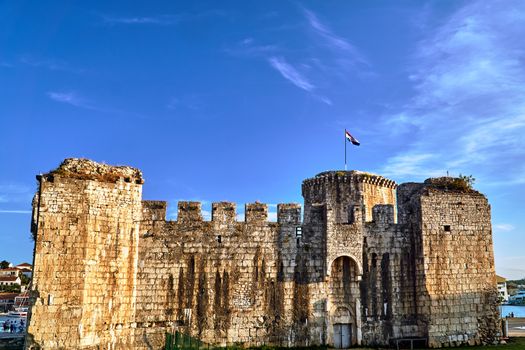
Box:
[15,262,32,269]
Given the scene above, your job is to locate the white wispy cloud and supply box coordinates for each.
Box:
[0,184,33,204]
[267,7,369,101]
[494,224,515,232]
[167,95,205,111]
[0,209,31,214]
[101,15,181,26]
[223,39,278,58]
[378,0,525,185]
[302,7,369,67]
[495,257,525,279]
[381,152,444,178]
[99,10,228,26]
[47,90,148,119]
[47,91,95,110]
[20,56,84,74]
[227,39,322,98]
[224,9,370,106]
[268,56,315,92]
[303,8,368,64]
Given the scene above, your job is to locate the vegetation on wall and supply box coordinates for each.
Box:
[425,174,477,193]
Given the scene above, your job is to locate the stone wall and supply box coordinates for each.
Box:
[419,187,499,347]
[361,205,422,346]
[133,200,319,349]
[27,159,143,349]
[26,159,500,349]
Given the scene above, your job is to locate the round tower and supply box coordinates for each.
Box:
[302,170,397,224]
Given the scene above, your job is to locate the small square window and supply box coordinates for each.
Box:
[444,225,451,232]
[217,235,222,243]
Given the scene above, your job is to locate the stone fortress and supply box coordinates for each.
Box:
[26,158,500,349]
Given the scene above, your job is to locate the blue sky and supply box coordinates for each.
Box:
[1,1,524,279]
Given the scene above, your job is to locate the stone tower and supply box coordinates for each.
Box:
[395,179,500,347]
[27,159,144,349]
[301,171,397,347]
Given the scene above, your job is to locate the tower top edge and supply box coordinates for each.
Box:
[302,170,397,188]
[40,158,144,184]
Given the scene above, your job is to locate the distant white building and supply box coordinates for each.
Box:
[496,275,508,302]
[15,262,32,278]
[0,276,21,287]
[0,268,19,277]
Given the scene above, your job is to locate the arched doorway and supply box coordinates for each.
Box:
[328,256,360,348]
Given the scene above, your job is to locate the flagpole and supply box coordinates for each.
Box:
[344,129,347,171]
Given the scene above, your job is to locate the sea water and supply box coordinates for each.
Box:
[0,315,26,334]
[501,305,525,318]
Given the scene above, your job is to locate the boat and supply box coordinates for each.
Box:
[6,307,28,318]
[508,290,525,305]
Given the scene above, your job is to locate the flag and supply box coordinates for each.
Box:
[345,130,360,146]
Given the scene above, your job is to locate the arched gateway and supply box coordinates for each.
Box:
[327,256,361,348]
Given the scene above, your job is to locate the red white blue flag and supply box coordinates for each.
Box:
[345,130,360,146]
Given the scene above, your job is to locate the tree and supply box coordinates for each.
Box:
[458,174,476,188]
[0,284,21,293]
[20,273,31,286]
[0,260,10,269]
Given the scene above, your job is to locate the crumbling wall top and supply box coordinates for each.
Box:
[423,177,482,195]
[42,158,144,184]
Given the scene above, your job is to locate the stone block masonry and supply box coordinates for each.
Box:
[25,159,500,349]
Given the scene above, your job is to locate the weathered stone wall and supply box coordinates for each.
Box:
[392,181,500,348]
[361,205,423,346]
[419,188,499,347]
[26,160,500,349]
[133,201,313,348]
[27,159,143,349]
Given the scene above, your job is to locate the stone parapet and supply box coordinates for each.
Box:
[302,170,397,191]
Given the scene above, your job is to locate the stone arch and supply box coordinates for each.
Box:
[327,256,362,347]
[326,254,362,278]
[332,306,352,324]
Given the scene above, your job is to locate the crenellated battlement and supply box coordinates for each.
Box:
[277,203,301,224]
[153,200,302,224]
[245,202,268,223]
[302,170,397,223]
[177,201,203,221]
[302,170,397,190]
[142,200,167,221]
[212,201,236,223]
